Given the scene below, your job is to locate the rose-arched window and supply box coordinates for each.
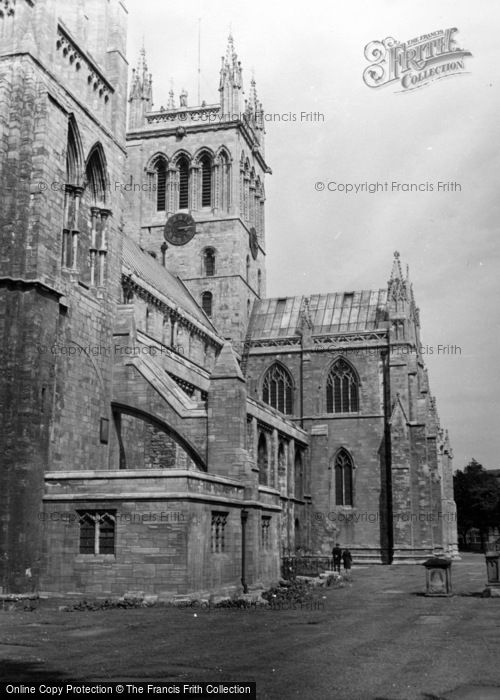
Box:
[334,448,354,506]
[326,359,359,413]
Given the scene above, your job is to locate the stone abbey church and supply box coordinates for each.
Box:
[0,0,458,597]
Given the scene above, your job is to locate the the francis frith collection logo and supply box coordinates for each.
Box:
[363,28,472,91]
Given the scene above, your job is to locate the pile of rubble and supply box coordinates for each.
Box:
[41,570,350,612]
[0,593,39,612]
[61,588,271,612]
[295,570,349,588]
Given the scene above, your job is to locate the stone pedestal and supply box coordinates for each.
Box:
[423,557,452,596]
[484,552,500,597]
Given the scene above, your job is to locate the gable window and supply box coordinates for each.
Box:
[262,363,293,415]
[78,511,116,555]
[334,449,354,506]
[326,359,359,413]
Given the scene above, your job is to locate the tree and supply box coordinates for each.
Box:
[453,459,500,550]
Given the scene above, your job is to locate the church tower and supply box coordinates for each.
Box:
[0,0,128,593]
[125,35,271,353]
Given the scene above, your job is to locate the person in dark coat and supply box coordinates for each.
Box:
[342,548,353,571]
[332,543,342,572]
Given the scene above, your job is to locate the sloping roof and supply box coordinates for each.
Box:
[122,236,216,334]
[250,290,389,340]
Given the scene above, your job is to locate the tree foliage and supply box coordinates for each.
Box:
[453,459,500,548]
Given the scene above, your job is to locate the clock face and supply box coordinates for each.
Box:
[249,227,258,260]
[164,213,196,246]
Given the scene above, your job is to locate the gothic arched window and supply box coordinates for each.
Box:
[262,363,293,415]
[334,448,354,506]
[62,117,83,270]
[203,248,215,277]
[326,359,359,413]
[66,117,81,186]
[82,144,109,287]
[257,432,268,486]
[177,155,190,209]
[154,157,167,211]
[201,291,213,317]
[219,150,231,211]
[200,154,212,207]
[86,145,107,205]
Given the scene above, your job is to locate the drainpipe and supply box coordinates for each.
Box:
[300,341,304,430]
[241,509,248,593]
[383,332,393,564]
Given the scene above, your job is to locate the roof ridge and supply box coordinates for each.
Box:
[121,235,218,336]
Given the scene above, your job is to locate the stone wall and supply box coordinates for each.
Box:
[40,470,281,595]
[246,342,390,561]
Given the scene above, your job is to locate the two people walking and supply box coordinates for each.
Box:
[332,542,352,573]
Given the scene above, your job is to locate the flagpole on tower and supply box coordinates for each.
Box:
[197,17,201,105]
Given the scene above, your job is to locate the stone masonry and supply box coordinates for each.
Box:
[0,2,457,598]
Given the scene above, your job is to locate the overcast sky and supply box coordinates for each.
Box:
[126,0,500,472]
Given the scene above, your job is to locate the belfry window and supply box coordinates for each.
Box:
[326,359,359,413]
[154,158,167,211]
[178,156,189,209]
[219,150,231,211]
[200,154,212,207]
[334,449,354,506]
[262,363,293,415]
